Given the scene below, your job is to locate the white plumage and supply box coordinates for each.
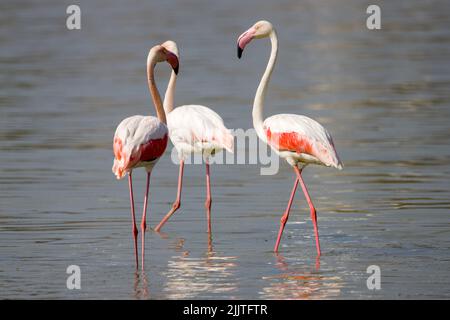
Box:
[112,115,168,179]
[115,115,167,153]
[168,104,233,158]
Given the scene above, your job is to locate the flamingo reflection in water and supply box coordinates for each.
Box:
[160,237,238,299]
[260,254,343,299]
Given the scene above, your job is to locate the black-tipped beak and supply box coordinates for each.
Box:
[237,45,243,59]
[166,51,179,75]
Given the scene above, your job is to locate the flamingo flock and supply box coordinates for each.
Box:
[112,21,342,268]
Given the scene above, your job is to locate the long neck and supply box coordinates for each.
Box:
[147,55,167,124]
[163,70,177,114]
[253,30,278,141]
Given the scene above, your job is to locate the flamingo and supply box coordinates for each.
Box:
[112,42,179,268]
[154,41,233,234]
[237,21,343,255]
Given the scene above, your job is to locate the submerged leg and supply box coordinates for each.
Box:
[155,160,184,232]
[128,172,138,268]
[205,161,212,234]
[140,172,151,270]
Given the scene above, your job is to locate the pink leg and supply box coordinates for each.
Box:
[205,161,212,234]
[128,172,138,268]
[154,160,184,232]
[140,172,150,270]
[294,167,321,256]
[274,173,299,252]
[207,230,213,254]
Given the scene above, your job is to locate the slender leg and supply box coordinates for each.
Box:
[274,173,299,252]
[154,160,184,232]
[294,167,321,256]
[140,171,150,270]
[128,172,138,268]
[204,161,212,234]
[207,231,213,254]
[315,255,321,270]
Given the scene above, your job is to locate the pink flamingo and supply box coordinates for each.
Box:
[237,21,343,255]
[112,42,179,268]
[154,41,233,234]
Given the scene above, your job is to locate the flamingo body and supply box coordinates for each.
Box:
[154,104,233,233]
[112,115,168,179]
[237,20,343,255]
[167,104,233,158]
[263,114,342,169]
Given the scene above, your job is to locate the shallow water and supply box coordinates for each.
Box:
[1,0,450,299]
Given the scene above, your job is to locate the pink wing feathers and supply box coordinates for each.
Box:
[112,115,168,179]
[263,114,342,169]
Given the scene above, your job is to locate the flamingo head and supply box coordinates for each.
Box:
[237,20,273,58]
[148,42,179,75]
[161,40,179,61]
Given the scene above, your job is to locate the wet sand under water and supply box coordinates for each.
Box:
[1,0,450,299]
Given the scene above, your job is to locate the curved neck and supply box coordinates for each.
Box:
[253,30,278,141]
[147,54,167,124]
[163,70,177,114]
